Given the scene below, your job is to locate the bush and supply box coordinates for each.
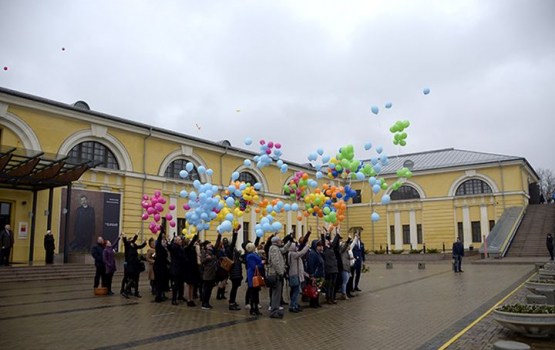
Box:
[426,248,440,254]
[373,249,386,255]
[409,249,423,254]
[498,303,555,314]
[391,249,404,254]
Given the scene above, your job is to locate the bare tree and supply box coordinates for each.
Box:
[537,168,555,200]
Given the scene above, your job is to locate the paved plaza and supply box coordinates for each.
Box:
[0,260,553,350]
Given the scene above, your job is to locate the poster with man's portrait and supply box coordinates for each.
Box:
[60,189,121,253]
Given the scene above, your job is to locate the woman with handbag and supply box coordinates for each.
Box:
[226,226,243,311]
[306,239,325,308]
[246,242,264,316]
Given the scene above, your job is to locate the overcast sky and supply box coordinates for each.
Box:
[1,0,554,172]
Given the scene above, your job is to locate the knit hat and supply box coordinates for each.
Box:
[271,236,281,243]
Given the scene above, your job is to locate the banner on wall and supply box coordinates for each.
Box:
[60,189,121,253]
[18,221,28,239]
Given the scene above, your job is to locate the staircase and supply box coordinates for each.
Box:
[0,264,95,283]
[506,204,555,257]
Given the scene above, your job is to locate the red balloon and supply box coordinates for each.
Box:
[275,143,281,149]
[141,213,149,220]
[169,204,176,210]
[3,67,7,71]
[169,221,176,228]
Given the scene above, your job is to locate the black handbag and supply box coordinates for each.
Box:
[139,261,146,272]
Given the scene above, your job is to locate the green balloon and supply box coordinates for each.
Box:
[381,182,388,190]
[335,165,343,172]
[401,132,407,139]
[323,207,331,215]
[403,120,410,128]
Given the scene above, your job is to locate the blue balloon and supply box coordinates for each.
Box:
[385,102,392,109]
[364,143,372,151]
[254,182,262,190]
[226,197,235,207]
[291,203,299,211]
[374,164,382,173]
[266,205,273,213]
[381,194,391,205]
[316,171,323,179]
[179,190,188,198]
[185,162,194,172]
[198,166,206,174]
[179,170,189,179]
[317,148,324,156]
[322,155,331,164]
[371,105,379,115]
[206,169,213,176]
[272,222,282,232]
[371,212,380,221]
[371,157,379,165]
[245,137,253,145]
[231,171,240,181]
[244,159,251,167]
[280,164,288,173]
[308,152,318,161]
[423,87,430,95]
[284,204,291,211]
[256,229,264,238]
[372,184,381,194]
[225,213,234,221]
[376,145,383,154]
[356,172,365,180]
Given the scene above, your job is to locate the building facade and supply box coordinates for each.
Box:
[0,87,539,263]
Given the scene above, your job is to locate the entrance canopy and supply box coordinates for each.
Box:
[0,146,93,191]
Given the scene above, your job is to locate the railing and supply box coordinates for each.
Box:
[479,206,525,258]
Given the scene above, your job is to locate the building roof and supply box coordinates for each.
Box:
[368,148,535,176]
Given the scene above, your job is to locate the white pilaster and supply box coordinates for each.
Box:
[480,205,489,240]
[462,206,472,249]
[394,211,402,250]
[409,210,417,249]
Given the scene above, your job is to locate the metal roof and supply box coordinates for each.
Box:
[370,148,525,175]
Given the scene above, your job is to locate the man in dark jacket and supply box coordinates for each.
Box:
[350,233,365,292]
[91,237,105,288]
[452,238,464,273]
[547,233,554,261]
[321,229,340,304]
[168,236,187,305]
[0,224,15,266]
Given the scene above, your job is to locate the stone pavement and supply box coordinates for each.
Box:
[0,260,548,350]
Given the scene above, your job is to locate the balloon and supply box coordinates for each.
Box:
[317,148,324,156]
[169,221,176,228]
[322,155,331,164]
[141,213,149,220]
[364,143,372,151]
[291,203,299,211]
[179,170,189,179]
[169,204,176,210]
[371,106,379,115]
[373,184,381,194]
[244,137,253,145]
[371,212,380,221]
[259,139,265,145]
[206,169,214,176]
[165,214,173,220]
[381,194,391,205]
[185,162,194,172]
[280,164,288,173]
[244,159,251,167]
[385,102,392,109]
[179,190,188,198]
[198,166,206,174]
[423,87,430,95]
[275,143,281,149]
[376,145,383,154]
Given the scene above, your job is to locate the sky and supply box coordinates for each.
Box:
[1,0,554,172]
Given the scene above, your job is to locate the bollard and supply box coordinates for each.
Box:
[386,262,393,269]
[418,262,426,270]
[442,242,445,253]
[386,245,389,254]
[423,243,426,254]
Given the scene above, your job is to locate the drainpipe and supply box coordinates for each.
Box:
[219,145,229,187]
[498,161,506,210]
[141,128,152,242]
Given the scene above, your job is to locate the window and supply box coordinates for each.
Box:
[242,222,249,243]
[489,220,495,231]
[68,141,119,169]
[457,222,464,242]
[455,179,492,196]
[390,225,395,245]
[471,221,481,242]
[417,224,423,244]
[238,171,257,186]
[390,185,420,201]
[177,218,186,236]
[164,159,200,181]
[352,190,362,204]
[402,225,410,244]
[292,225,296,236]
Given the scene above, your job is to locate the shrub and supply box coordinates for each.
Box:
[372,249,386,254]
[391,249,404,254]
[498,303,555,314]
[409,249,423,254]
[426,248,439,254]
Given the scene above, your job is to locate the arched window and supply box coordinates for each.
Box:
[390,185,421,201]
[238,171,258,186]
[455,179,492,196]
[68,141,119,169]
[164,159,200,181]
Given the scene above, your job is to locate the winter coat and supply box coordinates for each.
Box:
[103,246,117,274]
[153,233,169,286]
[246,252,264,288]
[288,242,310,283]
[452,241,464,257]
[350,236,365,267]
[323,234,340,274]
[44,234,55,252]
[267,241,291,277]
[145,248,155,280]
[547,235,554,250]
[340,242,353,273]
[126,240,146,274]
[168,242,187,278]
[91,243,105,268]
[201,247,218,281]
[184,235,200,285]
[306,240,325,278]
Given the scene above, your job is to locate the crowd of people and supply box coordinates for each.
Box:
[91,226,367,318]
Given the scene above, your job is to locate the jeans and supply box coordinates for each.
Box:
[94,265,105,288]
[325,273,337,301]
[202,280,215,306]
[229,278,241,304]
[270,276,283,315]
[453,255,463,272]
[289,284,300,310]
[341,271,350,294]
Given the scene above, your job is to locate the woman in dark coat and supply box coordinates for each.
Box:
[154,231,169,302]
[168,235,187,305]
[227,227,242,311]
[183,234,200,307]
[306,239,325,308]
[44,230,55,264]
[103,239,117,295]
[125,234,146,298]
[547,233,554,261]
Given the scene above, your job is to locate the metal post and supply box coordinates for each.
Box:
[47,187,53,230]
[63,183,72,264]
[28,190,38,262]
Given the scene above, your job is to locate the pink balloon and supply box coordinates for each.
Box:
[154,213,161,222]
[265,148,272,155]
[259,139,265,145]
[183,204,191,210]
[267,141,274,148]
[169,204,176,210]
[275,143,281,149]
[158,197,167,204]
[141,201,150,209]
[149,222,156,229]
[155,203,164,212]
[169,221,176,228]
[147,207,155,215]
[165,214,173,221]
[150,226,158,234]
[142,194,149,200]
[141,213,149,220]
[154,190,161,197]
[151,197,158,205]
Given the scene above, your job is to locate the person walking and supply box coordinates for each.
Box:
[103,239,117,295]
[547,233,554,261]
[44,230,55,264]
[452,237,464,273]
[0,224,15,266]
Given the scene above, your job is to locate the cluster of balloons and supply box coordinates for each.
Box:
[180,180,222,236]
[244,137,285,171]
[179,162,214,180]
[255,215,283,237]
[141,190,176,234]
[283,171,316,201]
[390,120,410,146]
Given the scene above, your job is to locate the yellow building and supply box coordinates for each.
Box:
[0,87,539,264]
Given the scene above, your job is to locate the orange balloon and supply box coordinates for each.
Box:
[302,173,308,180]
[297,215,303,221]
